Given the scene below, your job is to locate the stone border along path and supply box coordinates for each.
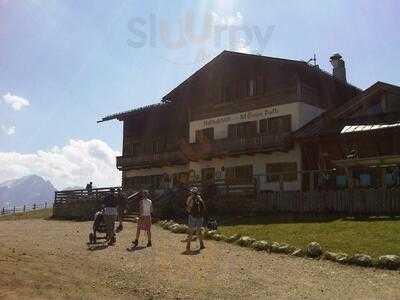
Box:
[159,220,400,270]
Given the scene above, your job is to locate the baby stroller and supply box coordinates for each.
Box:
[88,208,115,244]
[207,217,218,231]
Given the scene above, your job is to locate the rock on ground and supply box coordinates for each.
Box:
[349,254,373,267]
[307,242,322,257]
[377,255,400,270]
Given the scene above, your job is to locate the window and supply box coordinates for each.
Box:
[225,165,253,184]
[256,75,264,95]
[152,139,165,154]
[228,121,257,138]
[260,115,291,134]
[201,168,215,183]
[239,80,247,98]
[195,128,214,143]
[248,79,256,97]
[124,142,141,155]
[265,162,297,182]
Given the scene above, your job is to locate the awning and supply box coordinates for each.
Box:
[341,122,400,134]
[334,155,400,168]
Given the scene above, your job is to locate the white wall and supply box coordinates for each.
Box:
[299,102,325,127]
[189,144,303,191]
[189,102,324,143]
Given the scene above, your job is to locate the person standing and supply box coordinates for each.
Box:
[86,182,93,194]
[132,190,153,248]
[186,187,206,252]
[103,188,118,245]
[116,188,126,231]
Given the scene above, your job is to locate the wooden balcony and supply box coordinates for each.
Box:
[188,133,292,160]
[116,150,188,170]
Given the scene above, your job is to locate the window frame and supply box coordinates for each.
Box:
[265,162,298,182]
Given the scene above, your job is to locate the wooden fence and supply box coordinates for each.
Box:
[257,189,400,215]
[51,181,400,219]
[1,202,51,215]
[53,186,121,219]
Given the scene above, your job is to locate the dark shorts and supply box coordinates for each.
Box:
[188,215,203,230]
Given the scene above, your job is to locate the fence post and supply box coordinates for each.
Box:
[23,205,26,212]
[45,202,47,209]
[2,207,4,214]
[310,171,315,192]
[13,206,16,214]
[279,174,283,192]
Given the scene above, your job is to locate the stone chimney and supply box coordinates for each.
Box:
[330,53,346,83]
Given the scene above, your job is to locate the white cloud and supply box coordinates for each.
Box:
[234,37,252,54]
[3,93,30,111]
[211,11,243,27]
[1,125,15,136]
[0,139,121,190]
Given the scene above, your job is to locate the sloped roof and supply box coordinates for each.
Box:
[99,50,362,123]
[97,103,167,123]
[293,81,400,139]
[162,50,361,102]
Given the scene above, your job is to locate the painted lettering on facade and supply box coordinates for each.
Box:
[203,107,278,127]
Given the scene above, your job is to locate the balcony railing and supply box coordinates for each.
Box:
[116,150,188,170]
[189,133,292,159]
[117,134,292,169]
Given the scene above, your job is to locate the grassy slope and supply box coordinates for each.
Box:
[219,216,400,257]
[0,208,53,221]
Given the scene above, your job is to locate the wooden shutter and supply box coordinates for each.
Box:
[239,80,247,98]
[228,124,237,138]
[259,119,268,134]
[256,75,264,95]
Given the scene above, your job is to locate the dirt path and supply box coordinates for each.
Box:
[1,220,400,299]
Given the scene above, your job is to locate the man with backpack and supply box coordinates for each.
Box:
[185,187,206,252]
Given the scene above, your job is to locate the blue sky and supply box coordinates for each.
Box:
[0,0,399,187]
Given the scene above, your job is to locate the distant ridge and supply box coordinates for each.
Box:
[62,186,84,191]
[0,175,57,208]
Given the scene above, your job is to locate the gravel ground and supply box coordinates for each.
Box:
[1,219,400,299]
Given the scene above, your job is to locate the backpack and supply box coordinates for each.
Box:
[191,195,205,218]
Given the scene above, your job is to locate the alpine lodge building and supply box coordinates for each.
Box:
[99,51,400,195]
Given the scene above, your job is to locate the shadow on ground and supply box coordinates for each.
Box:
[87,243,108,251]
[181,250,200,256]
[126,246,146,252]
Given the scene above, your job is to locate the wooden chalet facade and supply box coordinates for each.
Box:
[99,51,367,192]
[294,82,400,191]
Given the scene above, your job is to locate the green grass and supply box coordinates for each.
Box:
[0,208,53,221]
[219,216,400,257]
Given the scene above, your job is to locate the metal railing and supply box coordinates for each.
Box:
[1,202,52,215]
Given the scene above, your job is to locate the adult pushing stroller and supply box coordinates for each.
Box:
[88,208,115,244]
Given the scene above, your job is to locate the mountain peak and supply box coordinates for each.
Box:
[0,175,57,208]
